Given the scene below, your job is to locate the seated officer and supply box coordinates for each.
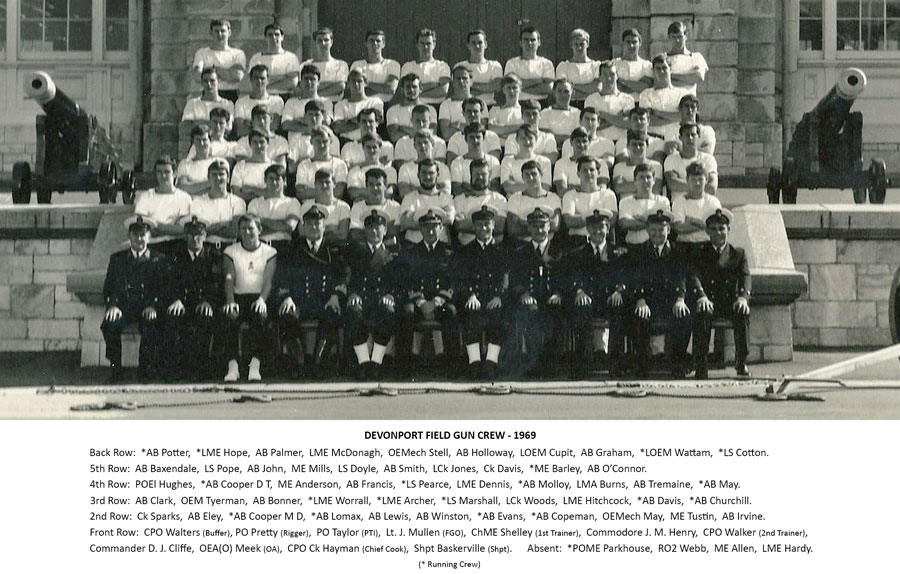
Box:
[163,216,222,381]
[345,209,401,379]
[560,209,628,378]
[398,208,458,373]
[629,209,692,378]
[455,205,508,381]
[273,206,346,378]
[101,216,167,382]
[508,207,566,378]
[689,208,751,379]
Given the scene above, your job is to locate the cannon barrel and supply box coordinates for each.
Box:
[25,71,86,120]
[810,68,867,132]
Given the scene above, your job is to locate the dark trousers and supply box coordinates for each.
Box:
[346,300,396,346]
[461,306,506,346]
[398,301,458,357]
[512,302,563,375]
[693,306,750,367]
[568,302,627,365]
[101,305,162,372]
[163,311,215,378]
[278,304,342,348]
[630,300,692,370]
[220,293,269,362]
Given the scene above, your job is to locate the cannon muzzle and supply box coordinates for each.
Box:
[834,67,867,100]
[25,71,83,119]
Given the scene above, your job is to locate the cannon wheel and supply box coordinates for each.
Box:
[98,161,119,204]
[869,158,889,204]
[120,169,136,205]
[852,186,868,204]
[891,266,900,347]
[12,162,32,204]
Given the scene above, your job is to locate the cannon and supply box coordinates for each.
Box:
[11,72,137,205]
[767,68,889,204]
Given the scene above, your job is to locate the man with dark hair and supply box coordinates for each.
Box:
[689,208,751,379]
[177,125,217,195]
[134,155,193,256]
[302,27,350,103]
[457,29,503,106]
[612,28,653,100]
[664,122,719,201]
[101,216,168,382]
[191,19,246,102]
[181,67,234,133]
[666,21,708,95]
[247,164,302,252]
[248,23,301,99]
[505,27,554,101]
[401,28,451,105]
[639,55,691,141]
[350,29,401,104]
[235,64,284,136]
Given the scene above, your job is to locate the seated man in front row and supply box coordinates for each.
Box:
[101,216,168,382]
[689,208,751,379]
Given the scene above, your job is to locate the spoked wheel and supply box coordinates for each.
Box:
[98,161,119,204]
[120,169,137,205]
[868,158,889,204]
[11,162,32,204]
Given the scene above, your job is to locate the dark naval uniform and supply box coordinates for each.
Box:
[164,234,223,379]
[688,210,751,378]
[454,238,508,346]
[272,215,347,374]
[560,216,630,376]
[344,238,401,350]
[101,222,168,379]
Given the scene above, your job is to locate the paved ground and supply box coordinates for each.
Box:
[0,349,897,420]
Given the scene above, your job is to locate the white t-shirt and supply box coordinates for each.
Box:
[562,188,619,236]
[500,155,553,187]
[612,57,652,100]
[555,60,601,89]
[188,138,239,160]
[134,188,193,231]
[664,150,719,202]
[235,134,293,164]
[248,51,302,95]
[618,195,671,244]
[584,92,636,142]
[611,160,665,199]
[181,97,234,122]
[192,46,247,91]
[350,59,402,103]
[399,190,456,243]
[301,58,351,102]
[281,96,334,123]
[447,130,502,158]
[247,196,303,241]
[488,105,523,137]
[456,60,503,105]
[453,192,508,244]
[394,135,447,164]
[667,51,709,95]
[398,162,451,189]
[190,193,246,242]
[350,199,402,229]
[288,130,341,161]
[333,97,385,140]
[231,161,272,195]
[400,60,452,104]
[450,155,501,184]
[504,56,555,100]
[553,156,610,188]
[506,191,561,222]
[234,94,285,122]
[176,157,216,190]
[615,135,667,158]
[386,103,437,129]
[639,86,692,140]
[504,129,558,158]
[297,199,351,228]
[296,157,349,188]
[665,123,717,156]
[438,100,466,127]
[347,164,398,189]
[224,241,277,294]
[672,193,722,243]
[341,140,395,167]
[539,107,581,139]
[561,136,616,167]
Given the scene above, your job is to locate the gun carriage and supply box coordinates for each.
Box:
[767,68,889,204]
[11,72,137,205]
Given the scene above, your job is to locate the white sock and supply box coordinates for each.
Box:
[432,331,444,355]
[595,328,609,352]
[412,332,422,355]
[224,360,239,382]
[248,357,261,380]
[371,343,387,364]
[354,344,370,365]
[486,344,501,364]
[466,343,481,364]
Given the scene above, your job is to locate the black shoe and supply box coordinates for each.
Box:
[107,365,124,384]
[671,366,688,379]
[467,360,482,381]
[483,361,499,382]
[609,362,627,378]
[695,367,709,380]
[368,361,383,381]
[735,363,751,377]
[355,361,370,381]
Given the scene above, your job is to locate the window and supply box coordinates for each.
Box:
[20,0,93,53]
[105,0,128,51]
[837,0,900,50]
[800,1,824,50]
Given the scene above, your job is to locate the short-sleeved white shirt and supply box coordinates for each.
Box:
[394,136,447,164]
[350,199,402,229]
[664,151,719,202]
[334,97,385,140]
[447,130,502,158]
[297,199,351,228]
[350,59,402,103]
[182,97,234,122]
[504,57,555,100]
[188,138,239,160]
[248,51,302,95]
[235,134,293,164]
[399,190,456,243]
[506,191,561,220]
[288,130,341,161]
[347,164,398,189]
[234,94,285,122]
[231,160,272,194]
[400,60,452,104]
[612,57,652,101]
[611,160,665,194]
[500,155,553,187]
[281,96,334,123]
[584,92,636,142]
[453,192,508,244]
[555,60,601,89]
[488,105,523,137]
[247,196,303,241]
[664,123,717,156]
[672,193,722,243]
[190,193,246,242]
[398,161,451,189]
[615,135,667,158]
[504,130,558,157]
[639,86,691,140]
[386,103,437,128]
[192,46,247,91]
[562,189,619,236]
[561,137,616,169]
[439,100,466,127]
[296,157,349,189]
[176,157,216,189]
[668,51,709,95]
[224,241,277,294]
[301,58,351,102]
[134,188,193,229]
[618,195,671,244]
[553,156,610,187]
[539,107,581,139]
[450,155,501,184]
[457,60,503,105]
[341,140,395,167]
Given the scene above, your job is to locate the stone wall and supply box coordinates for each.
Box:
[0,127,38,176]
[783,205,899,347]
[611,0,783,179]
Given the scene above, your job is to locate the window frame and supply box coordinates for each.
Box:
[800,0,900,61]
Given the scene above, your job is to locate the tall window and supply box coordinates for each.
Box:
[20,0,92,53]
[837,0,900,50]
[801,1,824,50]
[105,0,128,51]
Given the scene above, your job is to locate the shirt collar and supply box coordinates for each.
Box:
[307,239,322,252]
[590,239,607,255]
[131,248,149,259]
[532,239,549,253]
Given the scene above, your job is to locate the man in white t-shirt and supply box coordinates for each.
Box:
[247,164,302,248]
[295,128,348,201]
[181,67,234,133]
[612,28,652,101]
[458,30,503,106]
[617,163,671,245]
[664,123,719,201]
[505,161,562,241]
[585,61,635,143]
[504,27,554,102]
[134,156,193,254]
[177,125,216,196]
[234,106,292,169]
[667,94,716,155]
[555,28,600,104]
[447,97,502,164]
[190,19,246,101]
[560,107,616,169]
[501,124,553,195]
[386,74,438,143]
[234,64,285,136]
[450,124,501,196]
[562,156,618,240]
[672,162,722,249]
[297,169,351,246]
[613,106,667,164]
[399,159,456,244]
[280,65,335,138]
[349,168,402,243]
[666,21,708,96]
[302,27,350,103]
[612,130,664,199]
[639,55,690,141]
[350,29,401,104]
[401,28,451,105]
[188,159,246,246]
[333,69,385,141]
[504,99,558,162]
[341,108,395,167]
[454,158,508,245]
[248,23,301,98]
[439,64,475,139]
[187,107,239,163]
